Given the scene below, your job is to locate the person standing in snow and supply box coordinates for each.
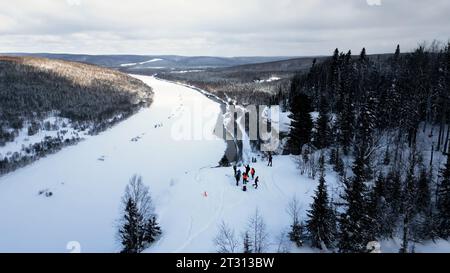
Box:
[242,172,248,192]
[233,165,237,176]
[243,172,249,184]
[245,165,250,175]
[268,152,273,167]
[253,176,259,189]
[235,169,241,186]
[250,167,255,179]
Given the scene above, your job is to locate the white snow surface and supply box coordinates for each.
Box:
[254,77,281,83]
[0,76,449,253]
[120,58,163,67]
[0,116,88,160]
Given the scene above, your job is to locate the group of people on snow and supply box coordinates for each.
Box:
[232,153,273,192]
[233,164,259,192]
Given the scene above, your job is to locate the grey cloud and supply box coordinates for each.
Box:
[0,0,449,56]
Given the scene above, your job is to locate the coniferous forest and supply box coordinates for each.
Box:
[285,43,450,252]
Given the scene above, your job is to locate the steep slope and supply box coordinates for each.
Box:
[0,56,153,174]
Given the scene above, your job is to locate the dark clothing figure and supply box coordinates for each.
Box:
[253,176,259,189]
[233,165,237,175]
[245,165,250,175]
[250,168,255,179]
[268,153,273,167]
[243,185,247,192]
[235,170,241,186]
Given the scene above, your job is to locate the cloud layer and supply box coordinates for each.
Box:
[0,0,449,56]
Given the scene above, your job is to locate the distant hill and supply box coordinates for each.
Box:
[3,53,296,69]
[215,56,325,73]
[0,56,153,138]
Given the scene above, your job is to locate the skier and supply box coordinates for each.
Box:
[250,167,256,179]
[235,169,241,186]
[233,165,237,176]
[253,176,259,189]
[245,165,251,175]
[268,152,273,167]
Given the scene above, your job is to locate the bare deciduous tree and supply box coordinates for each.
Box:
[214,221,238,253]
[276,230,291,253]
[247,208,270,253]
[122,174,155,219]
[286,196,301,226]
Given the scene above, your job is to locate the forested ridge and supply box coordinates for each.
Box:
[0,56,153,174]
[284,43,450,252]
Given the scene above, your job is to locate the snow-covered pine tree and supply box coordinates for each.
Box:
[413,167,436,241]
[338,50,355,156]
[144,216,161,244]
[286,93,313,155]
[243,231,253,253]
[399,154,418,253]
[307,155,337,250]
[338,150,373,253]
[437,155,450,239]
[119,198,145,253]
[314,96,330,150]
[368,173,389,238]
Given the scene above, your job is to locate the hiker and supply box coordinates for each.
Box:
[243,172,249,184]
[245,165,250,175]
[268,152,273,167]
[233,165,237,176]
[250,167,255,179]
[253,176,259,189]
[242,172,248,192]
[235,170,241,186]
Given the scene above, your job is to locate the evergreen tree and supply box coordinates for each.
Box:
[119,198,145,253]
[413,167,436,241]
[353,96,376,179]
[307,155,337,249]
[368,173,389,238]
[338,151,373,253]
[314,96,330,149]
[416,168,431,214]
[437,155,450,239]
[144,216,162,244]
[287,93,313,155]
[384,169,403,233]
[243,232,253,253]
[289,221,306,247]
[399,155,418,252]
[338,50,355,155]
[118,175,161,253]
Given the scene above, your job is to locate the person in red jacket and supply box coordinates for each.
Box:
[243,172,248,184]
[250,168,256,179]
[242,172,249,192]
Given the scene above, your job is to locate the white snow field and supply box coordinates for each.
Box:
[0,76,449,253]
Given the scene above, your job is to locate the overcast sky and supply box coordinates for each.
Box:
[0,0,449,56]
